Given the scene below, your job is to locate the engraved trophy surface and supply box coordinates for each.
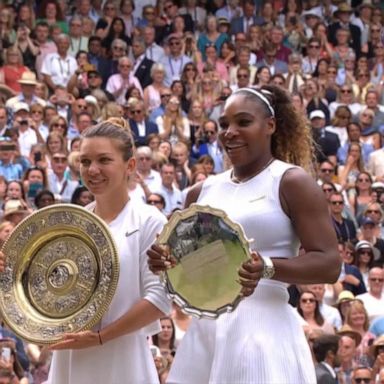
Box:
[0,204,119,344]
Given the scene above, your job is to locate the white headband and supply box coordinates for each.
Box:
[233,87,275,117]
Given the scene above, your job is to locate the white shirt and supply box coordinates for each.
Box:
[320,302,342,330]
[356,292,384,322]
[41,52,78,88]
[145,43,165,63]
[154,183,183,215]
[161,54,192,87]
[18,128,38,158]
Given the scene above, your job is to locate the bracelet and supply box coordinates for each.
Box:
[98,330,103,345]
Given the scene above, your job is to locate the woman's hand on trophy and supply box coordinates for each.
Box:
[147,244,176,275]
[49,331,100,350]
[237,251,263,297]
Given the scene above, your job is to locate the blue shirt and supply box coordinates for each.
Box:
[0,161,23,181]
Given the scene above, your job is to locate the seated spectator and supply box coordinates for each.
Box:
[143,64,167,114]
[349,172,374,219]
[256,43,288,75]
[171,141,192,191]
[34,189,55,209]
[0,139,23,182]
[352,70,374,105]
[297,290,335,335]
[67,16,89,57]
[135,146,161,192]
[330,85,362,121]
[365,89,384,133]
[356,267,384,322]
[132,36,155,90]
[2,198,30,225]
[146,193,166,215]
[357,217,384,265]
[36,0,68,34]
[70,185,93,207]
[0,220,14,248]
[343,300,375,362]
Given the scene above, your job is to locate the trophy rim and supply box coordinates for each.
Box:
[157,204,251,319]
[0,204,119,344]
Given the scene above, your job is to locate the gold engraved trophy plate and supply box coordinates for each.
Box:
[157,204,251,319]
[0,204,119,344]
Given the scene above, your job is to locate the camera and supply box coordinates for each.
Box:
[198,133,209,144]
[19,119,29,125]
[34,152,42,162]
[290,16,297,25]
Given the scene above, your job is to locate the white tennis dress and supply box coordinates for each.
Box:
[167,160,316,384]
[47,200,171,384]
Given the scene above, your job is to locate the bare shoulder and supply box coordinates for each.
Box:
[279,167,326,218]
[185,181,204,208]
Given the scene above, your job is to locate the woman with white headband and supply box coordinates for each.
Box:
[149,85,340,383]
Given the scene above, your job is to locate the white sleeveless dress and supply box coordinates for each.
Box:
[167,160,316,384]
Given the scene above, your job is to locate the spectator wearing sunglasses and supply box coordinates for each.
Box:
[356,267,384,322]
[128,99,158,147]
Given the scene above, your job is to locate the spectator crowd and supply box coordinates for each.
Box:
[0,0,383,383]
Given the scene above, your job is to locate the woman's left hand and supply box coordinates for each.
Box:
[238,251,264,297]
[49,331,100,350]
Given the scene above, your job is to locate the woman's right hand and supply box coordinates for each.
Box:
[147,244,176,275]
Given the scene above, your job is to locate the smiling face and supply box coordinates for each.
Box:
[218,94,275,172]
[80,137,135,197]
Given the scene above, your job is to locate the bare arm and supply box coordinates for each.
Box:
[43,74,57,93]
[272,168,341,284]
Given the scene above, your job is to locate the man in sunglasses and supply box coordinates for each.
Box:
[356,267,384,322]
[351,366,372,384]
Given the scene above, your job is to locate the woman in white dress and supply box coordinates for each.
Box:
[148,85,341,383]
[48,118,171,384]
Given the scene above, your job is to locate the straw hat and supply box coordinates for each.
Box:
[334,3,353,17]
[336,290,355,305]
[18,71,38,86]
[3,199,30,221]
[370,335,384,357]
[337,324,362,346]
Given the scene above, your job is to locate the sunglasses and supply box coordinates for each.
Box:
[88,74,99,79]
[52,157,67,163]
[309,45,320,49]
[237,74,249,78]
[358,178,370,182]
[323,188,334,192]
[301,298,316,304]
[354,379,371,384]
[320,168,334,173]
[370,278,384,283]
[145,11,155,15]
[360,250,373,255]
[53,123,66,128]
[119,64,131,68]
[327,70,337,74]
[331,201,344,205]
[367,210,380,214]
[169,41,181,46]
[131,110,142,114]
[185,67,195,71]
[148,199,162,205]
[32,110,43,114]
[341,89,352,93]
[359,74,370,78]
[205,131,215,135]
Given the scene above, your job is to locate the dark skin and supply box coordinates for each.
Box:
[148,94,340,295]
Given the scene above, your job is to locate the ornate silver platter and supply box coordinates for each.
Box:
[0,204,119,344]
[157,204,251,319]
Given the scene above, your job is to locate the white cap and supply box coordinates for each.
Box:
[85,95,98,105]
[13,102,30,113]
[309,110,326,120]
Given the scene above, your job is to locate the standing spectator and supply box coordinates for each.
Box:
[132,36,155,90]
[106,57,143,105]
[94,0,118,40]
[14,22,39,71]
[230,67,251,91]
[154,162,182,217]
[313,335,340,384]
[329,192,357,243]
[328,3,361,56]
[34,21,57,80]
[230,0,263,35]
[302,38,322,75]
[101,17,131,58]
[156,96,190,144]
[192,119,224,174]
[41,34,78,92]
[75,0,100,24]
[180,0,207,32]
[161,34,192,87]
[67,16,89,57]
[358,109,380,151]
[256,43,288,75]
[136,146,161,192]
[337,334,359,383]
[128,100,159,147]
[338,142,365,191]
[47,151,79,203]
[144,26,165,63]
[143,64,167,114]
[365,90,384,133]
[36,0,68,34]
[0,46,29,94]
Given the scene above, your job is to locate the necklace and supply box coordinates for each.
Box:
[231,158,275,184]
